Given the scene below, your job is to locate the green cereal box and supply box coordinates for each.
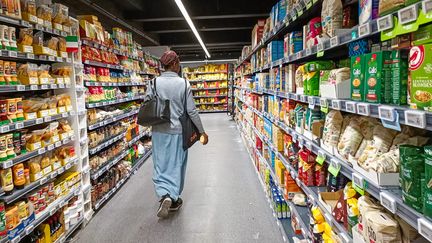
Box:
[391,50,409,105]
[424,146,432,217]
[350,55,365,101]
[409,44,432,111]
[364,51,392,103]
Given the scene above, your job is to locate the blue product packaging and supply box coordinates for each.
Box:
[359,0,379,24]
[289,31,303,55]
[278,0,287,25]
[348,40,370,57]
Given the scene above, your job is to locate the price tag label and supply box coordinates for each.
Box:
[30,85,38,90]
[404,110,426,129]
[58,167,64,174]
[66,58,72,63]
[40,177,47,185]
[330,36,339,47]
[331,100,341,110]
[377,15,394,31]
[48,56,55,61]
[358,23,371,38]
[11,236,21,243]
[398,4,419,24]
[47,144,54,151]
[328,159,341,177]
[317,42,324,52]
[345,101,357,113]
[295,177,301,186]
[296,51,302,59]
[65,163,72,170]
[8,51,17,57]
[3,160,12,168]
[15,122,24,129]
[44,116,52,122]
[423,0,432,14]
[292,134,297,143]
[50,207,57,216]
[0,126,9,133]
[305,142,312,150]
[378,106,395,121]
[38,148,46,154]
[352,172,365,195]
[357,103,370,116]
[290,170,296,179]
[308,96,315,105]
[320,98,328,107]
[50,84,57,89]
[305,48,312,56]
[56,57,62,62]
[25,225,34,235]
[41,84,48,89]
[324,213,333,223]
[379,191,397,213]
[36,118,43,124]
[316,151,326,165]
[16,85,25,91]
[418,218,432,242]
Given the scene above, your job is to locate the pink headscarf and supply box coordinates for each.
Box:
[160,50,179,66]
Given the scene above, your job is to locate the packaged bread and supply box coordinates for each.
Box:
[17,63,38,85]
[358,196,383,239]
[40,155,50,169]
[32,31,43,46]
[37,4,52,22]
[18,28,33,46]
[365,211,402,243]
[58,120,72,134]
[337,119,363,159]
[322,110,343,147]
[58,37,66,52]
[21,0,37,16]
[52,3,68,24]
[46,37,58,51]
[27,157,41,174]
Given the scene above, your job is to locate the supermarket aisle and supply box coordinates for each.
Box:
[74,113,284,243]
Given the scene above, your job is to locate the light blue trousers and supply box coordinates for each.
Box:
[152,132,188,201]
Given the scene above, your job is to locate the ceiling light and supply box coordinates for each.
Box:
[180,59,237,64]
[174,0,211,58]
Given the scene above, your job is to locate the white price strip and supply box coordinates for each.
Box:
[40,177,48,185]
[47,144,54,151]
[16,85,25,91]
[330,36,339,48]
[423,0,432,14]
[320,98,328,107]
[352,172,364,190]
[378,106,396,121]
[331,100,341,110]
[357,103,370,116]
[30,85,38,90]
[0,126,9,133]
[301,95,307,102]
[296,51,302,59]
[295,177,301,186]
[38,148,46,154]
[317,42,324,52]
[345,101,357,113]
[308,96,314,105]
[306,48,312,56]
[419,218,432,242]
[398,4,419,24]
[3,160,12,168]
[11,236,21,243]
[48,56,55,61]
[36,118,43,124]
[379,191,397,213]
[358,23,371,38]
[377,15,394,31]
[290,170,296,179]
[26,53,34,59]
[8,51,17,57]
[44,116,52,122]
[305,142,312,150]
[404,110,427,129]
[15,122,24,129]
[25,225,34,235]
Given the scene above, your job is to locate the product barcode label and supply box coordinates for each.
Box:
[331,100,341,110]
[317,42,324,52]
[10,236,20,243]
[65,163,72,170]
[47,144,54,151]
[328,159,341,177]
[404,110,427,129]
[358,23,371,38]
[66,58,72,63]
[8,51,17,57]
[50,84,57,89]
[378,106,395,121]
[379,191,397,213]
[419,218,432,242]
[329,37,338,48]
[305,142,312,150]
[357,103,370,116]
[345,102,357,113]
[377,15,394,31]
[398,4,418,24]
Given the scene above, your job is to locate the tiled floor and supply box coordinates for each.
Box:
[74,113,284,243]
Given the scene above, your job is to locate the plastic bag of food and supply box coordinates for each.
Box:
[33,31,43,46]
[52,3,68,24]
[365,211,402,242]
[18,28,33,46]
[45,37,59,51]
[58,37,66,52]
[51,63,72,77]
[321,0,343,38]
[328,67,350,84]
[337,119,363,159]
[22,98,46,113]
[21,0,37,16]
[378,0,404,16]
[36,4,52,22]
[322,110,343,147]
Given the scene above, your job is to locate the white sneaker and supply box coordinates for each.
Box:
[157,196,172,218]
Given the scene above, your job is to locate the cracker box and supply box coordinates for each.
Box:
[409,44,432,111]
[350,55,365,101]
[364,51,392,103]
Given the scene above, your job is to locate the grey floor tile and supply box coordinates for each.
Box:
[73,114,284,243]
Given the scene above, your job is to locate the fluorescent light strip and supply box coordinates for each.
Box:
[174,0,211,58]
[180,59,237,64]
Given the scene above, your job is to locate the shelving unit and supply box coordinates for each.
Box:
[234,0,432,242]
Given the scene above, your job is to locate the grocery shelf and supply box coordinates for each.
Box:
[88,109,139,131]
[184,71,228,75]
[191,87,228,91]
[0,49,71,64]
[2,185,81,243]
[193,95,228,98]
[237,94,432,236]
[86,95,145,108]
[195,102,226,105]
[238,86,432,131]
[88,132,126,155]
[82,39,144,62]
[0,157,79,204]
[83,60,124,71]
[189,79,228,82]
[93,149,152,210]
[91,150,129,180]
[84,81,146,87]
[0,83,71,93]
[54,218,84,243]
[0,134,75,169]
[0,110,74,134]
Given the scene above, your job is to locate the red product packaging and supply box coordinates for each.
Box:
[314,161,327,186]
[299,149,315,186]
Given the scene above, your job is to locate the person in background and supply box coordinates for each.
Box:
[151,50,209,218]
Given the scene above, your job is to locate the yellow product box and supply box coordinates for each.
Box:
[54,181,66,197]
[24,112,37,120]
[58,172,81,187]
[50,134,60,144]
[272,125,284,152]
[18,44,34,53]
[19,77,38,85]
[42,166,52,176]
[275,158,286,186]
[66,105,73,112]
[49,108,58,116]
[22,13,38,23]
[27,141,42,151]
[37,109,49,118]
[33,45,53,56]
[30,171,43,182]
[51,161,61,171]
[57,106,66,114]
[39,77,50,84]
[56,77,64,84]
[53,23,63,31]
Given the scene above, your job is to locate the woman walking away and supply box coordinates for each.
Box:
[151,50,209,218]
